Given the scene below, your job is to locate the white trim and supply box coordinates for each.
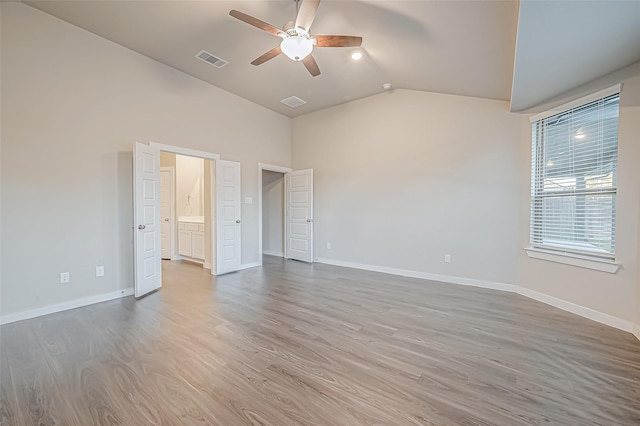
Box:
[258,163,292,174]
[150,142,221,160]
[239,262,261,270]
[515,287,634,333]
[314,258,516,292]
[204,262,212,270]
[0,288,134,325]
[258,163,291,266]
[530,84,622,123]
[524,247,620,273]
[263,250,284,257]
[212,161,218,275]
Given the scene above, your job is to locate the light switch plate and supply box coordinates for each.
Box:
[96,266,105,277]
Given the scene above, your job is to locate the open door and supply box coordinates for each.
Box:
[285,169,313,262]
[133,142,161,297]
[216,160,241,274]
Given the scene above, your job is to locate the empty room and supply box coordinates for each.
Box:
[1,0,640,425]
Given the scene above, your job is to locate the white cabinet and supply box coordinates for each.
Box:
[178,220,205,261]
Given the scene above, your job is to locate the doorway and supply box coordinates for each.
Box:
[258,163,290,263]
[262,170,285,257]
[160,153,210,267]
[258,163,314,265]
[133,142,242,298]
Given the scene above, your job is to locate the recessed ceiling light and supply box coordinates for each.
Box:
[351,51,362,61]
[382,83,392,90]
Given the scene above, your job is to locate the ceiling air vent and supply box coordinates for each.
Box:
[195,50,228,68]
[280,96,307,108]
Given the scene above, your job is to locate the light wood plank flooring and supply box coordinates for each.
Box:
[1,256,639,425]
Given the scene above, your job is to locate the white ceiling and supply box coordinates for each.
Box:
[20,0,640,117]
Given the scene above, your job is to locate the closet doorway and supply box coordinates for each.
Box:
[258,163,314,265]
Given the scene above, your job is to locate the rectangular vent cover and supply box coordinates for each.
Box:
[195,50,228,68]
[280,96,307,108]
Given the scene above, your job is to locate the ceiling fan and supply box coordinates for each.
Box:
[229,0,362,77]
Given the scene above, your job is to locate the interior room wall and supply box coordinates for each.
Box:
[0,3,290,319]
[516,74,640,324]
[292,89,525,286]
[176,154,204,218]
[160,152,176,168]
[262,171,284,257]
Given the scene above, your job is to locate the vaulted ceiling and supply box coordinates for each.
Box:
[21,0,640,117]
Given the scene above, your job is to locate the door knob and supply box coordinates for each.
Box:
[138,224,146,230]
[164,218,169,222]
[306,219,312,223]
[236,220,241,224]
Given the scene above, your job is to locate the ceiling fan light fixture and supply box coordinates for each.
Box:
[280,35,313,61]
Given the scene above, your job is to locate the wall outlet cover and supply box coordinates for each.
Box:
[96,266,105,277]
[60,272,70,284]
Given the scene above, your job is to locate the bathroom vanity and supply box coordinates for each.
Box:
[178,216,205,262]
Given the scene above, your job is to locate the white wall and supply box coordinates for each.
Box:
[516,75,640,324]
[176,154,204,218]
[292,89,525,286]
[0,3,290,318]
[262,171,284,256]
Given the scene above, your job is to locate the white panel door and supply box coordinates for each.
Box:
[160,169,173,260]
[285,169,313,262]
[133,142,161,297]
[216,160,241,274]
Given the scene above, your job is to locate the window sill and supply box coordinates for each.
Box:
[524,248,620,274]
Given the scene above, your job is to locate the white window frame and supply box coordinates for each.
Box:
[526,84,622,274]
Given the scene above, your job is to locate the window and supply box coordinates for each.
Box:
[530,89,620,261]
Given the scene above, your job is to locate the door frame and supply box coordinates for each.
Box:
[149,142,220,276]
[258,163,292,266]
[160,166,176,260]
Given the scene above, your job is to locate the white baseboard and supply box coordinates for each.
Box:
[203,262,212,270]
[0,288,134,325]
[263,250,284,257]
[516,287,635,333]
[315,258,516,292]
[239,262,261,270]
[315,257,639,341]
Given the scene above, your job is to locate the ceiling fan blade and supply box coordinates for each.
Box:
[295,0,320,31]
[251,47,282,65]
[314,35,363,48]
[302,54,321,77]
[229,10,282,36]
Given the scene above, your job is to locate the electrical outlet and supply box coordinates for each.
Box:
[60,272,70,284]
[96,266,105,277]
[327,242,332,249]
[444,254,451,263]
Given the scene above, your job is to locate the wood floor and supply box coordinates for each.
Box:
[1,256,639,425]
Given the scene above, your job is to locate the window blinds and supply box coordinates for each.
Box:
[530,93,619,259]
